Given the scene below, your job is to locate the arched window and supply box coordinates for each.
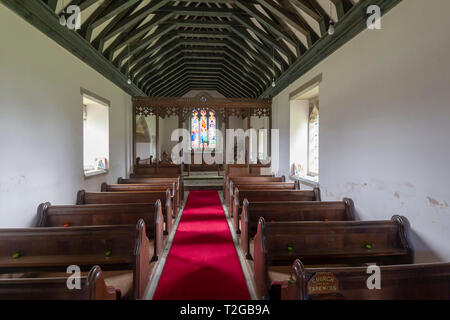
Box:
[191,109,216,149]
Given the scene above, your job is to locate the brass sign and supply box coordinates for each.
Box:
[308,272,339,295]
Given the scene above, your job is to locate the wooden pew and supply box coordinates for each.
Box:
[241,198,355,259]
[76,189,174,235]
[0,265,118,300]
[290,260,450,300]
[228,181,300,214]
[233,188,322,234]
[126,175,185,201]
[133,163,183,176]
[223,164,274,196]
[224,175,281,210]
[119,176,184,202]
[102,182,180,216]
[0,221,151,299]
[224,164,272,177]
[253,216,413,299]
[36,202,164,262]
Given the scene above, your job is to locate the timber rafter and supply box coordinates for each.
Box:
[4,0,401,98]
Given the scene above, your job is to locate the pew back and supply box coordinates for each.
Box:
[36,202,164,261]
[224,164,272,177]
[254,216,413,299]
[119,176,184,201]
[101,182,179,215]
[0,266,117,300]
[228,181,299,212]
[233,188,321,232]
[240,199,355,259]
[0,221,150,299]
[292,260,450,300]
[133,164,183,176]
[224,176,280,207]
[76,190,173,234]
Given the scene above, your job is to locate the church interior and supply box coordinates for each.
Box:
[0,0,449,301]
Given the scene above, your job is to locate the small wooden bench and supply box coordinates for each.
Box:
[0,265,117,300]
[36,202,164,262]
[102,182,180,217]
[228,181,300,214]
[0,220,151,299]
[76,189,174,235]
[253,215,413,299]
[241,199,355,259]
[289,260,450,300]
[233,188,321,233]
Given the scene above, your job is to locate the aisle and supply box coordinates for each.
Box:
[153,190,250,300]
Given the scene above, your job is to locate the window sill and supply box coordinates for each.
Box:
[84,169,109,179]
[291,175,320,187]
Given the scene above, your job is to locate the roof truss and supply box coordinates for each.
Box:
[5,0,402,97]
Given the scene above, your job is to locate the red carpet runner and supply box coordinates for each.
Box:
[153,190,250,300]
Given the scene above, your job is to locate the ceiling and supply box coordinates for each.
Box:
[5,0,401,98]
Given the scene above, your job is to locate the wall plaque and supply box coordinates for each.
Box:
[307,272,339,295]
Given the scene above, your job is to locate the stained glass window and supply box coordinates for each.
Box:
[200,109,208,148]
[208,111,216,148]
[191,110,199,149]
[191,109,216,149]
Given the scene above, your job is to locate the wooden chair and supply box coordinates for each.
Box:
[241,198,355,260]
[0,265,118,300]
[289,260,450,300]
[253,215,413,299]
[102,182,180,217]
[36,202,165,262]
[76,190,174,235]
[233,188,322,233]
[0,220,151,299]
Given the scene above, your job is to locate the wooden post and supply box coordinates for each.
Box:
[224,108,229,165]
[269,106,272,164]
[132,104,137,167]
[156,107,160,172]
[247,110,251,165]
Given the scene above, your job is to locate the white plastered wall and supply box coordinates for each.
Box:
[272,0,450,262]
[0,5,133,227]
